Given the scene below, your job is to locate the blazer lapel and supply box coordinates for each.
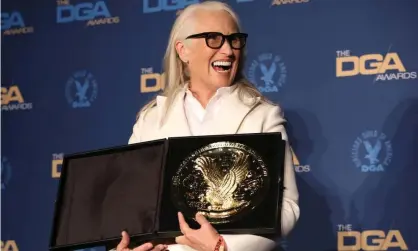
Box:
[156,88,192,138]
[209,87,261,135]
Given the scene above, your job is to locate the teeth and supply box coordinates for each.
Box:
[213,61,232,67]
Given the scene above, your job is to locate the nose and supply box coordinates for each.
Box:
[219,39,233,55]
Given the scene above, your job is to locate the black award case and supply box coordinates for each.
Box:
[49,132,286,250]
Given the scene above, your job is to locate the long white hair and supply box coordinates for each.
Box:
[139,0,267,122]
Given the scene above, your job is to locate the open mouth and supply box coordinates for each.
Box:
[212,61,232,72]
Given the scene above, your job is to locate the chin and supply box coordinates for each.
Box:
[212,77,234,88]
[206,66,238,89]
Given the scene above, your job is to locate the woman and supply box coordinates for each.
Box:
[115,1,300,251]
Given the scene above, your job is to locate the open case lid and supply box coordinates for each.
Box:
[49,132,286,251]
[49,139,168,250]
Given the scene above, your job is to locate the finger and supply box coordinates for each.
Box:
[116,231,130,250]
[194,212,210,226]
[178,212,192,234]
[132,242,153,251]
[175,235,193,246]
[152,244,168,251]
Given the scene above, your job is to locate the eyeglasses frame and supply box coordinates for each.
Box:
[185,32,248,50]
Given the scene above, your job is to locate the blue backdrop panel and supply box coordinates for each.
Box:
[2,0,418,250]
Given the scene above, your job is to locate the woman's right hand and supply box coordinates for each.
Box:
[116,231,168,251]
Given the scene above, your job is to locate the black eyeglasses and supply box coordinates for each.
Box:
[185,32,248,50]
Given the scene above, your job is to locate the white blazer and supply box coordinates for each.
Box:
[128,85,300,251]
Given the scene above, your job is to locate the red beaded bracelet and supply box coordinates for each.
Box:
[214,235,225,251]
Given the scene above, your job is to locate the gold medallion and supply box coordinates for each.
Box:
[171,141,270,224]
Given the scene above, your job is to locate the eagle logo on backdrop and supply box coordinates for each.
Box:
[1,157,12,190]
[351,130,393,172]
[65,70,98,108]
[248,53,287,93]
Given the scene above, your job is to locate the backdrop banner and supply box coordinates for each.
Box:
[2,0,418,250]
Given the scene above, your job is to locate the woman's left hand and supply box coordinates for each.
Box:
[175,212,222,251]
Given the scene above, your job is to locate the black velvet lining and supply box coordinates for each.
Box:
[52,140,166,249]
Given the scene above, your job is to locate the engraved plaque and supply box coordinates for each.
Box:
[171,142,270,224]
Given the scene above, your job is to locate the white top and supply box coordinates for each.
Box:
[183,86,234,136]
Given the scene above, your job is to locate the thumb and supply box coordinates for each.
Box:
[117,231,130,250]
[176,235,192,246]
[195,212,209,226]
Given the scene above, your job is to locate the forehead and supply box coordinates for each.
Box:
[191,9,238,34]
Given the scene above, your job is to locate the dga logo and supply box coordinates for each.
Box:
[143,0,198,13]
[65,70,98,108]
[1,84,33,111]
[351,130,393,172]
[337,226,408,251]
[52,153,64,178]
[1,240,19,251]
[1,11,34,35]
[1,157,12,190]
[248,53,287,93]
[272,0,309,6]
[140,68,165,93]
[56,0,120,26]
[336,50,417,81]
[291,148,311,173]
[144,0,253,14]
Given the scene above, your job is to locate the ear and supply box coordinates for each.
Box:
[175,40,189,64]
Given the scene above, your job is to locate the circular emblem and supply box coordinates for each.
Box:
[65,70,98,108]
[248,53,287,93]
[171,142,270,224]
[1,157,12,190]
[351,130,393,172]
